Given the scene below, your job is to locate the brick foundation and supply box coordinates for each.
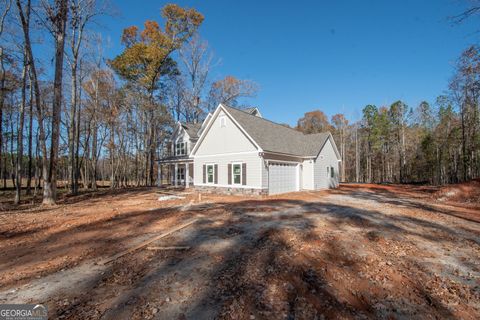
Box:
[194,185,268,196]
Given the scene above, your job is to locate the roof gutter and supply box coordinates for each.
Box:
[262,150,315,159]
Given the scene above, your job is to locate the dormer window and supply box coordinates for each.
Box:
[175,142,186,156]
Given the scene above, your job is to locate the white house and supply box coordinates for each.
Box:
[157,113,212,187]
[186,104,341,195]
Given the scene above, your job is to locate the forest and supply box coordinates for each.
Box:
[0,0,258,204]
[0,0,479,206]
[296,54,480,185]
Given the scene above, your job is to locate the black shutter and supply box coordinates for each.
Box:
[203,164,206,183]
[242,163,247,185]
[214,164,218,184]
[228,164,232,185]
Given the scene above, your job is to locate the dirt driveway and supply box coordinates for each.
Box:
[0,185,479,319]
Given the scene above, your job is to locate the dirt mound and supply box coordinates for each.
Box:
[434,179,480,205]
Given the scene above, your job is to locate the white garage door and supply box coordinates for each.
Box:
[268,163,298,195]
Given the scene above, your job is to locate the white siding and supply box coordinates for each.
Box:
[193,110,263,189]
[301,160,314,190]
[194,152,263,188]
[313,138,340,189]
[261,160,268,189]
[195,110,257,156]
[171,125,191,155]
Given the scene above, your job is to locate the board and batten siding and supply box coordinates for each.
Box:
[313,138,340,189]
[195,110,257,156]
[193,110,263,189]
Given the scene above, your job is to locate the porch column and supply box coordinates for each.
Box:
[174,163,178,187]
[185,163,189,188]
[157,164,162,187]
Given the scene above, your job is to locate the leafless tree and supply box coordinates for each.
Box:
[179,33,214,122]
[40,0,69,204]
[0,0,12,192]
[207,75,258,111]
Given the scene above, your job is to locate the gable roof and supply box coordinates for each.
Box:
[242,107,262,117]
[190,104,340,159]
[222,105,337,158]
[197,113,212,137]
[181,122,203,139]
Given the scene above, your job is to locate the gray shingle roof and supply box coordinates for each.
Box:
[223,105,330,157]
[181,122,202,138]
[243,107,259,115]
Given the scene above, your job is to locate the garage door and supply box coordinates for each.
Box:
[268,163,298,195]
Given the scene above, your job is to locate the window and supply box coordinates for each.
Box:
[326,166,330,176]
[232,163,242,184]
[177,167,185,181]
[175,142,186,156]
[207,165,214,183]
[330,166,334,178]
[220,116,226,127]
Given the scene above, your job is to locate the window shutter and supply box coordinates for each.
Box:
[214,164,218,184]
[228,164,232,185]
[242,163,247,185]
[203,164,206,183]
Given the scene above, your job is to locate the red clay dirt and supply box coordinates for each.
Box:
[0,184,479,319]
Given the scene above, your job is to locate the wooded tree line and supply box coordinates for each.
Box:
[0,0,257,204]
[296,45,480,184]
[1,1,478,206]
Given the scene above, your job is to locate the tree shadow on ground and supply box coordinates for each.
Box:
[2,188,478,319]
[44,195,480,318]
[332,185,480,224]
[0,186,164,213]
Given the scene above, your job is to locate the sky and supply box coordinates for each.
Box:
[96,0,479,126]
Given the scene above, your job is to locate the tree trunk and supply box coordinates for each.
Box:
[17,0,49,203]
[15,56,27,204]
[43,0,68,205]
[110,123,115,188]
[91,118,98,191]
[10,118,15,188]
[69,62,77,194]
[74,65,82,192]
[355,126,359,183]
[0,48,4,191]
[26,70,33,195]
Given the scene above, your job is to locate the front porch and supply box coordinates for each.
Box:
[157,158,194,188]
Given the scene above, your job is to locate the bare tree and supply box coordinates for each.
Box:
[179,33,213,122]
[17,0,50,204]
[41,0,69,204]
[26,69,33,194]
[0,0,12,191]
[14,49,27,204]
[207,75,258,110]
[66,0,103,194]
[332,113,348,182]
[450,0,480,24]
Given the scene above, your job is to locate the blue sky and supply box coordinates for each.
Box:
[97,0,478,126]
